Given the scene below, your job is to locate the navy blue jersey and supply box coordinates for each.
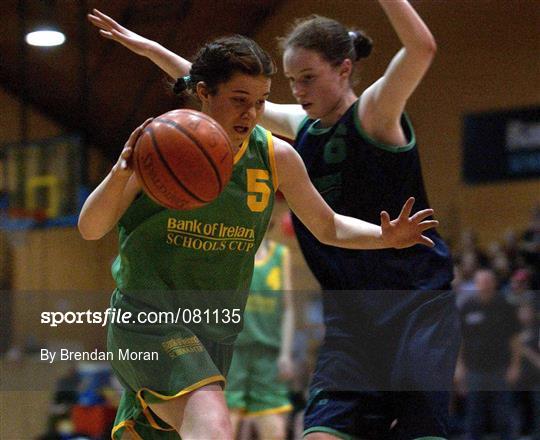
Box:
[292,100,453,292]
[294,101,460,436]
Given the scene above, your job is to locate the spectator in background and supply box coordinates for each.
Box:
[455,252,481,309]
[520,204,540,289]
[516,302,540,440]
[456,229,488,266]
[506,268,535,307]
[502,229,524,271]
[491,251,512,290]
[455,268,521,440]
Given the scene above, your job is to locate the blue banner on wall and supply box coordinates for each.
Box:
[463,106,540,184]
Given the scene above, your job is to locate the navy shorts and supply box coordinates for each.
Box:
[304,290,460,439]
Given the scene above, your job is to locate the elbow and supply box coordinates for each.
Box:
[313,213,341,247]
[409,35,437,62]
[422,35,437,59]
[78,218,104,241]
[79,229,103,241]
[313,225,337,247]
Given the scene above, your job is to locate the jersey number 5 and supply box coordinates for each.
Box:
[247,169,271,212]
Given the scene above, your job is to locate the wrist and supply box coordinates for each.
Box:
[111,164,132,179]
[379,228,391,249]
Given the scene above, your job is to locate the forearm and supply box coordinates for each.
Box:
[325,214,385,249]
[378,0,436,51]
[144,41,192,79]
[279,305,295,360]
[78,168,132,240]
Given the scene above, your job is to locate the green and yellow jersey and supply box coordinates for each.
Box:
[110,125,277,343]
[235,241,288,349]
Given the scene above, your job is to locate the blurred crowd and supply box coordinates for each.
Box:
[450,205,540,439]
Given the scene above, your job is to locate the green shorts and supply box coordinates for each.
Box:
[107,290,234,439]
[225,345,292,417]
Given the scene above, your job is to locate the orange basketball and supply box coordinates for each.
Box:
[133,109,234,210]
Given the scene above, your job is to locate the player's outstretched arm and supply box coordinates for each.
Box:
[359,0,436,139]
[78,120,150,240]
[274,137,437,249]
[87,9,191,79]
[88,9,304,139]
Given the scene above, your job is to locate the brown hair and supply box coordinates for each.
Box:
[174,35,276,96]
[280,15,372,65]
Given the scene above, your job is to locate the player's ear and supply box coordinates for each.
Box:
[338,59,353,80]
[196,81,210,103]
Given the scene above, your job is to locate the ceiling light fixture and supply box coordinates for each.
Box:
[25,29,65,47]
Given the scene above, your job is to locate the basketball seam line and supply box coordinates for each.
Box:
[148,127,209,203]
[156,117,224,190]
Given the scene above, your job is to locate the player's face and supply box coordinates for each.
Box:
[284,47,352,125]
[201,73,271,149]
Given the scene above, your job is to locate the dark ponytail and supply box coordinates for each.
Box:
[349,31,373,60]
[173,75,193,95]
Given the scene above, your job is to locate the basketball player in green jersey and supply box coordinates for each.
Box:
[81,16,440,440]
[226,236,294,440]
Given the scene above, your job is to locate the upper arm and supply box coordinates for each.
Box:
[273,137,334,243]
[261,102,307,140]
[360,46,435,135]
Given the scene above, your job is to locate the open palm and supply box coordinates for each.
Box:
[381,197,438,249]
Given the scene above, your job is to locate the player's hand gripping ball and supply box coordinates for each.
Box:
[133,109,234,210]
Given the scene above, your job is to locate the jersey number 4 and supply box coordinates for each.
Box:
[247,169,271,212]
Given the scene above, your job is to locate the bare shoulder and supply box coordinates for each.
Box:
[273,135,297,158]
[272,135,303,170]
[271,135,308,192]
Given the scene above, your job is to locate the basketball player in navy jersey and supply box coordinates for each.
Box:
[270,3,460,438]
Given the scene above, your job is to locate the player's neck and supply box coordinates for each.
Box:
[318,90,357,128]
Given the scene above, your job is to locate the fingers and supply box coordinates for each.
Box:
[126,118,153,147]
[88,9,124,33]
[88,15,108,33]
[380,210,391,228]
[91,9,121,29]
[419,220,439,231]
[141,117,153,129]
[115,117,152,173]
[398,197,415,219]
[410,208,434,223]
[127,127,143,145]
[117,143,133,171]
[417,235,435,248]
[99,29,114,40]
[87,11,111,30]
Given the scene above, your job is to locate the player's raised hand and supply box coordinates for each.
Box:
[380,197,438,249]
[87,9,152,56]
